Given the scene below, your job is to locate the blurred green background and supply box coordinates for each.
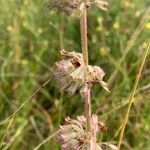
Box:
[0,0,150,149]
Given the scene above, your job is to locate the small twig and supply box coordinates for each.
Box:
[117,43,150,149]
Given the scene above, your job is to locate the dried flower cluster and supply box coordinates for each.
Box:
[45,0,81,15]
[45,0,108,16]
[56,115,117,150]
[47,0,117,149]
[52,50,109,96]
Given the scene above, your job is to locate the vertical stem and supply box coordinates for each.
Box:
[80,4,89,65]
[80,3,94,148]
[85,85,92,133]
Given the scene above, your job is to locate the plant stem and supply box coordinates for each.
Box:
[80,2,94,148]
[80,3,89,65]
[117,43,150,150]
[85,84,92,133]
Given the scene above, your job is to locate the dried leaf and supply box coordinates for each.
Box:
[99,80,110,93]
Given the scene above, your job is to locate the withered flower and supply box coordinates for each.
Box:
[45,0,81,16]
[45,0,108,16]
[56,116,88,150]
[56,115,116,150]
[52,49,109,96]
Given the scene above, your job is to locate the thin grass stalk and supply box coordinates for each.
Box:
[33,132,56,150]
[0,115,15,148]
[117,43,150,150]
[0,77,52,126]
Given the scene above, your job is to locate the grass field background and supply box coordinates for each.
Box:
[0,0,150,149]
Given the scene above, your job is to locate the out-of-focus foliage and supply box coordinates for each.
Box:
[0,0,150,149]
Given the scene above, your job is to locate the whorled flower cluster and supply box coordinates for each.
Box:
[45,0,80,16]
[45,0,108,16]
[52,49,109,96]
[56,115,117,150]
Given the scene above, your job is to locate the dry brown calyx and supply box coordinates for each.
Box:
[52,50,109,96]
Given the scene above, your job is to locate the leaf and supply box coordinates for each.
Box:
[99,81,110,92]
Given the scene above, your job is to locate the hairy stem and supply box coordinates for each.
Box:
[80,3,89,65]
[85,85,92,133]
[117,43,150,150]
[80,2,94,148]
